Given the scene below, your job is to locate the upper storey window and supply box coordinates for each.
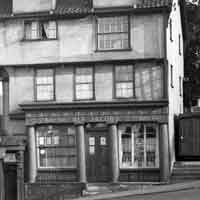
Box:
[35,69,54,101]
[24,21,57,40]
[75,67,94,100]
[97,16,130,51]
[115,65,134,98]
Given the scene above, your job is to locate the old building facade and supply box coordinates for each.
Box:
[0,0,185,199]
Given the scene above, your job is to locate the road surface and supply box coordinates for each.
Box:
[109,188,200,200]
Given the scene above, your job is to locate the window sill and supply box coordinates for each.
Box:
[120,168,160,171]
[74,98,96,101]
[95,48,132,53]
[35,99,56,102]
[21,38,58,42]
[38,168,77,172]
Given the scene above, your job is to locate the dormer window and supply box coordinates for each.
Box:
[96,16,130,51]
[24,20,57,40]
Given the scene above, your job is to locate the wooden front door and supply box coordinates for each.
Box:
[177,118,200,160]
[86,131,110,182]
[4,164,17,200]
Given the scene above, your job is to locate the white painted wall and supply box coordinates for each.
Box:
[93,0,139,8]
[13,0,55,13]
[166,0,184,170]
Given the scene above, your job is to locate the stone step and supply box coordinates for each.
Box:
[83,183,129,196]
[172,169,200,173]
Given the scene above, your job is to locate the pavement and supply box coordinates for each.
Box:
[73,180,200,200]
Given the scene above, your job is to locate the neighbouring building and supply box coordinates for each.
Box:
[0,0,186,199]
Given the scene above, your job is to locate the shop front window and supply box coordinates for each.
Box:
[119,123,159,168]
[36,125,77,168]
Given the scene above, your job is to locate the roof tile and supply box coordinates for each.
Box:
[0,0,173,17]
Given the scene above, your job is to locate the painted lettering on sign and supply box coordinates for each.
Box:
[4,153,17,163]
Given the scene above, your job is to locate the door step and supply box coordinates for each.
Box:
[171,162,200,183]
[83,183,128,196]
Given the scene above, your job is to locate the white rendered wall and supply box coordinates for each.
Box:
[166,0,184,170]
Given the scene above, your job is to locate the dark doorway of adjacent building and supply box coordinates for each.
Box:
[4,164,17,200]
[176,115,200,160]
[86,131,110,182]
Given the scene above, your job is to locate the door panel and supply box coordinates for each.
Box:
[86,132,110,182]
[178,118,200,159]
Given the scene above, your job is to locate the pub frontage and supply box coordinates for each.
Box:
[20,100,169,185]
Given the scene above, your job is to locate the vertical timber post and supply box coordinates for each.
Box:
[159,124,170,182]
[28,126,37,183]
[109,123,119,183]
[76,123,86,183]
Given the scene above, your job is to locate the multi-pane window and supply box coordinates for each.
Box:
[24,21,57,40]
[135,65,163,100]
[75,67,93,100]
[35,69,54,101]
[115,65,134,98]
[97,16,129,50]
[36,125,77,168]
[119,123,159,168]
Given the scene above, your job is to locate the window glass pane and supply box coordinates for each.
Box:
[135,65,163,100]
[98,33,129,50]
[36,69,54,101]
[115,65,133,98]
[97,16,129,50]
[146,125,157,167]
[37,85,54,101]
[116,83,133,98]
[47,21,57,39]
[133,124,145,168]
[0,81,3,115]
[37,125,77,168]
[24,20,57,40]
[31,21,40,39]
[75,67,93,99]
[121,127,132,167]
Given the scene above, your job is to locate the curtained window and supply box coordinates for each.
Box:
[36,125,77,168]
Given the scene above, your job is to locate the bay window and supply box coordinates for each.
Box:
[97,16,130,50]
[119,123,159,168]
[36,125,77,168]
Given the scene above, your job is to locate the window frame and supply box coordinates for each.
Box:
[169,18,173,42]
[114,65,135,99]
[34,68,55,102]
[118,123,159,169]
[179,76,182,96]
[170,65,174,88]
[178,34,181,55]
[95,15,131,51]
[36,125,77,169]
[23,20,58,41]
[74,66,95,101]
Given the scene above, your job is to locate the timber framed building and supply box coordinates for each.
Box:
[0,0,186,199]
